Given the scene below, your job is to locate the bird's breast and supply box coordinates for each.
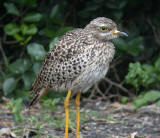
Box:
[91,41,115,65]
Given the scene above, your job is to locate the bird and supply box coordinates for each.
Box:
[29,17,128,138]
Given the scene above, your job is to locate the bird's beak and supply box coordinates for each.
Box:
[112,29,128,37]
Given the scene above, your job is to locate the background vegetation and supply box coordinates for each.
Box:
[0,0,160,109]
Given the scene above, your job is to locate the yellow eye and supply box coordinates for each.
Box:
[99,26,108,32]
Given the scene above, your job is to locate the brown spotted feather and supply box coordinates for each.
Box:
[29,17,117,107]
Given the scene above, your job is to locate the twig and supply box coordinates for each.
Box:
[88,86,96,99]
[110,55,122,68]
[94,83,107,99]
[113,67,121,82]
[103,78,130,95]
[104,84,112,95]
[3,35,18,45]
[0,13,8,20]
[0,38,8,67]
[20,45,26,58]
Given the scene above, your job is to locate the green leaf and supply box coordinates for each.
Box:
[113,38,126,50]
[2,77,17,96]
[20,24,37,35]
[133,90,160,109]
[49,37,59,50]
[6,98,23,122]
[125,62,157,90]
[128,37,143,56]
[118,1,127,9]
[50,5,59,18]
[32,62,42,75]
[23,36,32,45]
[13,33,24,41]
[27,43,46,61]
[22,71,35,89]
[113,37,143,56]
[42,98,60,110]
[14,0,37,7]
[156,100,160,107]
[8,59,31,74]
[4,23,20,36]
[24,13,42,22]
[120,97,128,104]
[20,24,28,35]
[43,28,56,38]
[125,62,142,90]
[26,24,38,35]
[155,56,160,69]
[4,2,20,16]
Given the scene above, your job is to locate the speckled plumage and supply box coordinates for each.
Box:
[29,17,121,106]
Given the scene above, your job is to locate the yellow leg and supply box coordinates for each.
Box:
[64,89,72,138]
[75,92,81,138]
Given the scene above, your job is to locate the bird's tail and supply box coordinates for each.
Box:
[29,88,49,108]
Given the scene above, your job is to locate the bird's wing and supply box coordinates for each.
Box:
[31,29,92,94]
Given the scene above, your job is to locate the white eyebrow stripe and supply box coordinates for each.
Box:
[99,23,107,27]
[98,23,113,28]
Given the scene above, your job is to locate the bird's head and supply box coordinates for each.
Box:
[85,17,128,41]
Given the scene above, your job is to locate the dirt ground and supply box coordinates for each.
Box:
[0,99,160,138]
[81,100,160,138]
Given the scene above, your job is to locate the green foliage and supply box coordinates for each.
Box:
[156,100,160,107]
[4,23,38,45]
[126,59,160,108]
[133,90,160,109]
[120,97,128,104]
[88,111,99,119]
[4,23,20,36]
[113,36,144,56]
[125,57,160,90]
[49,37,59,50]
[2,77,18,96]
[1,0,73,100]
[4,2,20,16]
[6,98,23,122]
[1,0,160,108]
[27,115,44,130]
[20,24,37,35]
[8,59,31,74]
[22,71,35,89]
[27,43,46,61]
[23,13,42,22]
[42,98,60,111]
[107,115,116,121]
